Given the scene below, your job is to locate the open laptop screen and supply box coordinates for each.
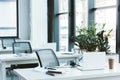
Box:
[81,52,106,70]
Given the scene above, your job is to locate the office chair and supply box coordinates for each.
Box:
[11,42,38,69]
[1,38,16,75]
[1,38,15,49]
[10,42,38,79]
[36,49,59,67]
[12,42,32,54]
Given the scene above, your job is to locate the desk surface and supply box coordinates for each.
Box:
[0,52,79,80]
[14,64,120,80]
[0,53,37,61]
[0,52,79,61]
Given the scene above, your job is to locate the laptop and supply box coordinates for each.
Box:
[77,52,106,71]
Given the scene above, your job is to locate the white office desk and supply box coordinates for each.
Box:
[0,53,79,80]
[0,48,39,54]
[0,48,13,54]
[14,64,120,80]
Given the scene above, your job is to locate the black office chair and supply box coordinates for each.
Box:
[12,42,32,54]
[10,42,38,79]
[11,42,38,69]
[1,38,15,49]
[36,49,59,67]
[1,38,16,76]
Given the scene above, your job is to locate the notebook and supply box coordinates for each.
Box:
[77,52,106,71]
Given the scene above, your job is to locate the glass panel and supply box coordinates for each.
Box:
[95,0,117,7]
[95,8,116,53]
[59,14,68,51]
[75,0,88,48]
[75,0,88,33]
[59,0,68,13]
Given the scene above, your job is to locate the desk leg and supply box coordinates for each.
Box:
[0,62,6,80]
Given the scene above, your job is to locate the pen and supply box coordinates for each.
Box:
[47,68,56,70]
[46,71,55,76]
[45,67,56,70]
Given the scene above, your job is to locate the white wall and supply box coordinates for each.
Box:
[30,0,47,48]
[0,0,30,47]
[19,0,30,40]
[0,0,48,48]
[18,0,47,48]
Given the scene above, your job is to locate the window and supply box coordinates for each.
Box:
[55,0,87,51]
[94,0,117,53]
[0,0,18,38]
[48,0,118,53]
[75,0,88,29]
[75,0,88,39]
[48,0,88,51]
[58,0,69,51]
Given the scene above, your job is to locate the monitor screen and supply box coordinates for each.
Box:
[0,0,18,38]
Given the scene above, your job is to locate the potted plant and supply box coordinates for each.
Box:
[85,22,98,51]
[72,22,98,51]
[72,22,112,53]
[72,27,87,50]
[96,24,112,53]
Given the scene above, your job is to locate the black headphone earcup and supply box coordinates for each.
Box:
[70,61,76,67]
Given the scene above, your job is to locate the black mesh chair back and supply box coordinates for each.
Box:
[12,42,32,54]
[11,41,38,69]
[36,49,59,67]
[1,38,15,49]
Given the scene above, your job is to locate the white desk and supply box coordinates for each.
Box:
[0,48,39,54]
[0,48,13,54]
[14,64,120,80]
[0,53,79,80]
